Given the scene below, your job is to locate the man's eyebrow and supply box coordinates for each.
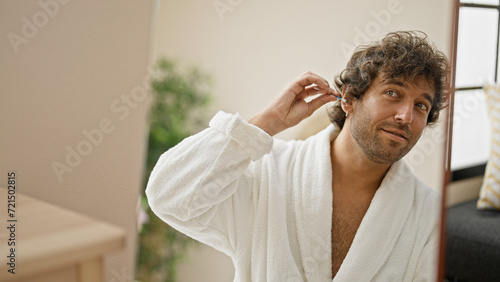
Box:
[421,93,433,106]
[381,78,406,87]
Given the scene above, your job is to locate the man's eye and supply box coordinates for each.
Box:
[386,90,398,97]
[416,103,428,111]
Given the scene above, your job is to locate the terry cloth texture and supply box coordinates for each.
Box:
[146,111,441,282]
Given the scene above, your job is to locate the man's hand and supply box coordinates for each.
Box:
[248,71,338,136]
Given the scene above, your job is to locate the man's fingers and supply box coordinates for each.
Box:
[296,71,330,88]
[299,85,335,99]
[287,71,331,96]
[250,72,336,136]
[306,94,338,116]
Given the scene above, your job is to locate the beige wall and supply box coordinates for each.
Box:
[152,0,453,189]
[0,0,153,280]
[151,0,455,281]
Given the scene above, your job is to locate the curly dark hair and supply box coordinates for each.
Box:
[328,30,450,129]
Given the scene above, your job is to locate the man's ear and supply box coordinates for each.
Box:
[341,86,355,114]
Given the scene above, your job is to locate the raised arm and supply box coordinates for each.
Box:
[145,72,336,254]
[249,71,337,136]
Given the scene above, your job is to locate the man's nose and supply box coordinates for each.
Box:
[394,103,413,124]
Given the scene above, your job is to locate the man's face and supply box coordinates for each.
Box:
[349,74,435,164]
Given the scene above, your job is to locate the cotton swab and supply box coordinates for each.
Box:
[331,94,346,102]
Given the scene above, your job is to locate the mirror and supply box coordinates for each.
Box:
[147,0,457,281]
[446,1,500,282]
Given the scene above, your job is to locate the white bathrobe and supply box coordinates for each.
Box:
[146,111,440,282]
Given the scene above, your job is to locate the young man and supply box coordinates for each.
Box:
[146,31,449,281]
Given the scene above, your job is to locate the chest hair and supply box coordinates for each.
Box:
[331,194,372,278]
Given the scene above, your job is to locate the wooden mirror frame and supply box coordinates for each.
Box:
[438,0,460,280]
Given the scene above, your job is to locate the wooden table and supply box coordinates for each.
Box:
[0,187,125,282]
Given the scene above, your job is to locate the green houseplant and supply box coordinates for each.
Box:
[137,58,212,282]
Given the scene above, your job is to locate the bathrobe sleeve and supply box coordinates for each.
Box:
[145,111,274,256]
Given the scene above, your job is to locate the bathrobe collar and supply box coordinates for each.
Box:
[295,124,416,281]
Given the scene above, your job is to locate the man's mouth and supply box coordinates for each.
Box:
[382,128,409,140]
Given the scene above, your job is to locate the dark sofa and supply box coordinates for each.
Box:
[445,199,500,282]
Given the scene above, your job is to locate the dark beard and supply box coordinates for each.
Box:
[350,107,417,164]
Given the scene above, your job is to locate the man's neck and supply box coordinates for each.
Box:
[330,127,391,193]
